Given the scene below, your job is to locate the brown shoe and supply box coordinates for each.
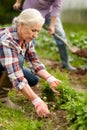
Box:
[0,97,21,110]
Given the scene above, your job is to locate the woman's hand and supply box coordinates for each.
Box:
[13,2,21,10]
[47,76,62,96]
[48,25,55,35]
[32,97,50,117]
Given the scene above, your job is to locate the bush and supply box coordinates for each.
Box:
[0,0,19,24]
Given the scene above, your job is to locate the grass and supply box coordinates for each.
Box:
[0,23,87,130]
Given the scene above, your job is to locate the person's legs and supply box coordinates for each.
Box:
[0,63,13,98]
[44,17,76,71]
[0,67,19,109]
[23,68,39,86]
[0,71,12,98]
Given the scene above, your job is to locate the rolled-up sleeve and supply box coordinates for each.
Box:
[25,43,45,74]
[51,0,63,17]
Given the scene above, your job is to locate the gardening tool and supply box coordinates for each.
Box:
[43,26,80,53]
[53,33,80,53]
[74,48,87,58]
[52,33,87,58]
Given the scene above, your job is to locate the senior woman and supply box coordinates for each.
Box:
[0,8,61,117]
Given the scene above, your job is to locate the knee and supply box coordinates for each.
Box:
[28,76,39,87]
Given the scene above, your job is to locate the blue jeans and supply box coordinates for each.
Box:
[0,54,39,87]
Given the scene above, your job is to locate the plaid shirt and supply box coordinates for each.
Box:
[0,26,45,90]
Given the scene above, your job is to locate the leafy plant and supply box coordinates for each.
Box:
[56,84,87,130]
[41,82,56,102]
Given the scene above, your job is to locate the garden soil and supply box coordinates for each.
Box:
[42,59,87,91]
[32,58,87,130]
[74,48,87,58]
[15,58,87,130]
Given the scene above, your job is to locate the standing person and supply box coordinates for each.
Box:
[0,8,61,117]
[13,0,76,71]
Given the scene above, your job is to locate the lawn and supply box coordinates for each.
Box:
[0,23,87,130]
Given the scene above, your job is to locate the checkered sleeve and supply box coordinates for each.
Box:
[25,42,45,74]
[0,40,28,90]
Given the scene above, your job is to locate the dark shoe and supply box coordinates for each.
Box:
[0,97,21,110]
[57,44,76,71]
[62,65,77,71]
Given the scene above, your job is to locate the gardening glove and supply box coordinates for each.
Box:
[47,76,62,96]
[32,97,50,117]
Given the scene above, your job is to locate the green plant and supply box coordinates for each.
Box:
[56,84,87,130]
[41,82,56,102]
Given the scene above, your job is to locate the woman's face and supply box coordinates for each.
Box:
[18,22,43,43]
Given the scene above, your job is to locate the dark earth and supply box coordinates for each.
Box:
[38,51,87,129]
[74,48,87,58]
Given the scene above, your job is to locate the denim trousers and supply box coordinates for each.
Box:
[0,54,39,87]
[44,17,72,68]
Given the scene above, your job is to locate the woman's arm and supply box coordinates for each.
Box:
[37,69,61,96]
[20,84,50,117]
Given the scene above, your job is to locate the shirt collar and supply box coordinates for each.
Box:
[8,26,19,43]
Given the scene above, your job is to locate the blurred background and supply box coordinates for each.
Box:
[61,0,87,24]
[0,0,87,24]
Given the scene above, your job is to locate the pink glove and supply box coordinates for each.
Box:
[32,97,50,117]
[47,76,62,96]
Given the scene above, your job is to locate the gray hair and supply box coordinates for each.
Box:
[12,8,45,26]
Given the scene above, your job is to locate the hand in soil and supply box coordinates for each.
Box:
[34,98,51,117]
[51,87,60,96]
[50,79,62,96]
